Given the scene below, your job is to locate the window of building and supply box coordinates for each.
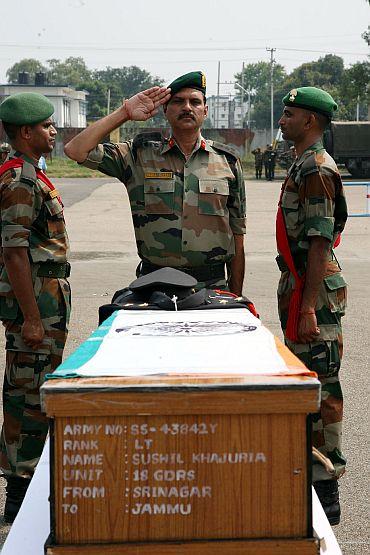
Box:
[63,99,71,127]
[79,101,87,116]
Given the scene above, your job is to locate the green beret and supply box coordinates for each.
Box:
[282,86,337,118]
[0,92,54,125]
[168,71,206,96]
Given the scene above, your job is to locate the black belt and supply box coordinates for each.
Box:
[138,260,226,283]
[35,261,71,278]
[276,255,289,272]
[276,255,306,275]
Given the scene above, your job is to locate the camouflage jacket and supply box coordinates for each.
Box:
[83,134,246,268]
[0,150,69,317]
[279,140,348,277]
[251,149,263,164]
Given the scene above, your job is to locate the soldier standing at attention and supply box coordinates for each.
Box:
[276,87,347,525]
[65,72,246,295]
[0,93,71,522]
[251,147,263,179]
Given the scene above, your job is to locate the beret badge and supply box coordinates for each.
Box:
[289,89,298,102]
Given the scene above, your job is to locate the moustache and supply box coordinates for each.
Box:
[178,113,195,120]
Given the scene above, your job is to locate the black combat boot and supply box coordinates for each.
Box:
[4,475,31,523]
[313,479,341,526]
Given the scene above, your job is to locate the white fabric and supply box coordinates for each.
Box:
[1,439,50,554]
[75,309,291,377]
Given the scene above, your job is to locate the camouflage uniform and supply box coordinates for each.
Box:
[251,148,263,179]
[277,140,348,481]
[83,134,246,289]
[0,150,70,478]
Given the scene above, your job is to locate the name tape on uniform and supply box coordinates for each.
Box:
[145,172,173,179]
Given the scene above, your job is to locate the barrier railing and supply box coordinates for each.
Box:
[344,181,370,217]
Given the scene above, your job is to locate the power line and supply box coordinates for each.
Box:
[0,43,366,56]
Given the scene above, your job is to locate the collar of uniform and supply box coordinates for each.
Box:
[294,140,324,168]
[10,148,39,167]
[160,134,208,155]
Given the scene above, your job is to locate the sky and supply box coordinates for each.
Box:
[0,0,368,97]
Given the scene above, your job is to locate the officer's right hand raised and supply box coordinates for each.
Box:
[124,86,171,121]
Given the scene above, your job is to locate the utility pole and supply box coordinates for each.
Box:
[241,62,245,127]
[235,82,251,129]
[266,47,276,144]
[107,88,111,115]
[356,94,360,121]
[216,61,221,128]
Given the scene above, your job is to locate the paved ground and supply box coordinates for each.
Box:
[0,175,369,553]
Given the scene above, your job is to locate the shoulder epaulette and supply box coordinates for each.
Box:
[300,152,320,178]
[20,160,37,186]
[132,132,163,161]
[211,141,239,160]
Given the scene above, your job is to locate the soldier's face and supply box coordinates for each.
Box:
[23,118,57,156]
[165,89,208,132]
[279,107,311,142]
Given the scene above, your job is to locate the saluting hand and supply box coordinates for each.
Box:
[124,86,171,121]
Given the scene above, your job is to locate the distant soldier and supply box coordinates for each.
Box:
[0,93,71,522]
[65,72,246,295]
[277,86,348,525]
[279,145,297,173]
[251,147,263,179]
[263,144,270,179]
[263,144,277,181]
[0,142,10,165]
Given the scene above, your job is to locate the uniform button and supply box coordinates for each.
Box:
[156,187,160,192]
[183,240,187,245]
[213,187,218,192]
[184,215,188,220]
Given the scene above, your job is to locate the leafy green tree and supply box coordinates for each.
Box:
[6,58,48,83]
[47,57,92,87]
[283,55,344,89]
[338,61,370,120]
[234,62,286,128]
[93,65,165,124]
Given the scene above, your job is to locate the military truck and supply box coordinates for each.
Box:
[323,121,370,178]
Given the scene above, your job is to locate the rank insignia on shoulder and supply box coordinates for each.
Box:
[289,89,298,102]
[145,172,173,179]
[49,189,60,199]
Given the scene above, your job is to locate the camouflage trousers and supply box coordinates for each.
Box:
[0,277,71,478]
[278,270,347,482]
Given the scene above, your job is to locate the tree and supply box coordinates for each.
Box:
[47,57,92,87]
[338,61,370,120]
[93,65,165,124]
[283,55,344,89]
[234,62,286,128]
[6,58,48,83]
[361,25,370,46]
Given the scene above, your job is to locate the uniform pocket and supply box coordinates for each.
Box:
[45,197,65,239]
[198,179,229,216]
[144,179,175,214]
[324,273,347,315]
[280,190,299,230]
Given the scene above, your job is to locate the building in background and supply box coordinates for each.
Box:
[0,72,88,129]
[207,95,248,129]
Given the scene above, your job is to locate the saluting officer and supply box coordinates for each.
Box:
[65,72,246,295]
[0,93,71,522]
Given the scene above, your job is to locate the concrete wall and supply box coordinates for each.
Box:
[250,128,279,150]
